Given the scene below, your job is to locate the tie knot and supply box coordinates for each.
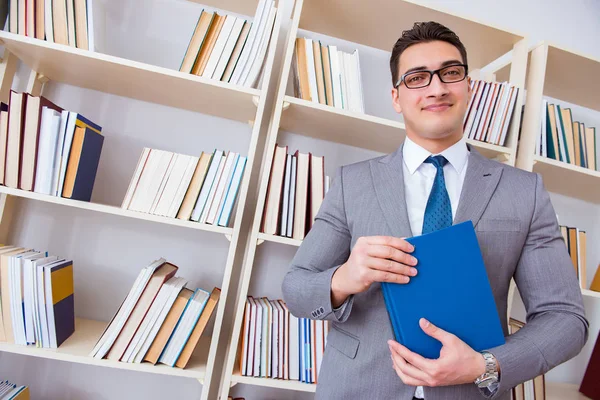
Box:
[424,155,448,169]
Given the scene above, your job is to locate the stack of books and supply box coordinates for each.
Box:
[463,79,519,147]
[261,145,330,240]
[89,258,220,368]
[6,0,102,51]
[535,101,597,170]
[292,37,365,113]
[0,245,75,349]
[0,91,104,202]
[121,148,247,228]
[179,0,277,89]
[509,318,545,400]
[239,296,328,384]
[0,380,29,400]
[559,225,587,290]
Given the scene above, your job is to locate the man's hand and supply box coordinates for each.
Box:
[331,236,418,307]
[388,318,488,387]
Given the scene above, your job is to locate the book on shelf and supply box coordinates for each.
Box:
[591,265,600,292]
[260,144,331,240]
[579,330,600,399]
[0,245,75,348]
[89,257,220,369]
[4,0,105,52]
[0,91,104,202]
[463,79,519,147]
[0,379,30,400]
[292,36,365,113]
[179,0,277,89]
[535,100,598,170]
[121,148,247,228]
[559,225,587,289]
[510,318,545,400]
[239,296,328,384]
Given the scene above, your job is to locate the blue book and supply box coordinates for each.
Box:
[381,220,505,359]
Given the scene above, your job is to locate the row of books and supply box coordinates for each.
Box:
[559,225,588,290]
[536,101,597,170]
[239,296,328,384]
[5,0,101,51]
[90,258,220,368]
[261,145,330,240]
[0,92,104,202]
[180,0,276,89]
[463,79,519,146]
[292,37,365,113]
[0,380,29,400]
[121,148,247,228]
[0,245,75,348]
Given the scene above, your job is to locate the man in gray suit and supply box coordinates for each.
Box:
[281,21,589,400]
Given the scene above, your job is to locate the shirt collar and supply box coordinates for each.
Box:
[402,135,469,176]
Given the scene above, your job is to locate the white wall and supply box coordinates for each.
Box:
[1,0,599,399]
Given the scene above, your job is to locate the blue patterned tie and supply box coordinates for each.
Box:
[421,155,452,234]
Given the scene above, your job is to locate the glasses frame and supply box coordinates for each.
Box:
[394,63,469,89]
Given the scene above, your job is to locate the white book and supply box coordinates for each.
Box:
[200,153,227,224]
[464,82,486,138]
[167,155,199,218]
[299,317,305,381]
[252,297,262,377]
[121,148,150,209]
[133,278,188,363]
[207,152,238,225]
[87,0,106,53]
[497,87,519,147]
[11,252,39,345]
[203,15,237,79]
[150,153,178,215]
[315,320,325,380]
[51,111,71,196]
[45,0,54,42]
[31,256,58,347]
[244,4,277,88]
[325,175,330,194]
[329,45,343,109]
[34,108,62,195]
[212,18,246,81]
[153,154,186,216]
[230,0,269,85]
[260,298,269,377]
[305,38,319,103]
[275,300,285,378]
[280,154,292,235]
[343,52,356,112]
[139,151,174,214]
[128,149,161,212]
[247,298,258,376]
[286,155,297,238]
[338,50,349,110]
[488,83,511,144]
[218,155,247,227]
[241,298,252,375]
[191,150,224,222]
[353,49,365,113]
[270,300,279,378]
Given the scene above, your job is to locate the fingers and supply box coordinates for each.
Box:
[390,348,430,386]
[365,236,415,254]
[389,340,435,372]
[420,318,455,344]
[366,245,418,267]
[367,257,418,277]
[370,269,411,284]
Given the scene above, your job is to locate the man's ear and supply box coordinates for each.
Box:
[391,87,403,114]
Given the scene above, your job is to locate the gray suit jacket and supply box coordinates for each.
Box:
[282,144,589,400]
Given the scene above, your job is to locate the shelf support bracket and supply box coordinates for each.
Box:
[0,49,18,103]
[256,238,264,246]
[27,71,48,97]
[224,234,232,242]
[493,153,510,164]
[282,101,290,111]
[252,95,260,107]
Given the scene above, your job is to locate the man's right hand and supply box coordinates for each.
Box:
[331,236,418,307]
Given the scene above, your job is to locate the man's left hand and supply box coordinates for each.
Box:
[388,318,487,387]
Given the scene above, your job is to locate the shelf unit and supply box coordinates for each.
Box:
[0,1,284,399]
[219,0,528,397]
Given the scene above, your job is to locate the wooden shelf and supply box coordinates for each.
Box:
[0,186,233,236]
[0,32,260,123]
[0,318,209,380]
[531,155,600,203]
[231,374,316,393]
[546,382,591,400]
[280,96,513,159]
[543,43,600,112]
[257,232,302,247]
[299,0,524,70]
[582,289,600,299]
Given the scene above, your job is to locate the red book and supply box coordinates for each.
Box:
[580,330,600,399]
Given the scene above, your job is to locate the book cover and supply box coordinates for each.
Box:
[381,221,505,359]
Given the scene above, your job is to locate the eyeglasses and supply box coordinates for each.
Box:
[395,64,469,89]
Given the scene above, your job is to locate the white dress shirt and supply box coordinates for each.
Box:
[402,135,470,399]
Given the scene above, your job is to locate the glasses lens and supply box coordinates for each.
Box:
[404,71,432,88]
[440,65,466,83]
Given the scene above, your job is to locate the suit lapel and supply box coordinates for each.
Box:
[453,146,503,229]
[370,145,413,239]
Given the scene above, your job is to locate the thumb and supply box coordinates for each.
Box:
[420,318,450,343]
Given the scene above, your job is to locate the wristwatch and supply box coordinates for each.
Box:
[474,351,500,393]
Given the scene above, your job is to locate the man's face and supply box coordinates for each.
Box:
[391,41,471,141]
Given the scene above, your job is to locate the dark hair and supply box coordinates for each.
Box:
[390,21,468,86]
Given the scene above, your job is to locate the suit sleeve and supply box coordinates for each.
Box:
[486,173,589,397]
[281,166,354,322]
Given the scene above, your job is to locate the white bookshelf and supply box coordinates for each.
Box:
[0,1,284,399]
[546,382,591,400]
[231,374,316,393]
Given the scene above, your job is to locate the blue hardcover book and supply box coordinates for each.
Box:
[381,220,505,359]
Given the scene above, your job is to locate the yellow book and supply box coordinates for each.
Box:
[591,266,600,292]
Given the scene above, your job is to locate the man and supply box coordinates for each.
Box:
[281,21,589,400]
